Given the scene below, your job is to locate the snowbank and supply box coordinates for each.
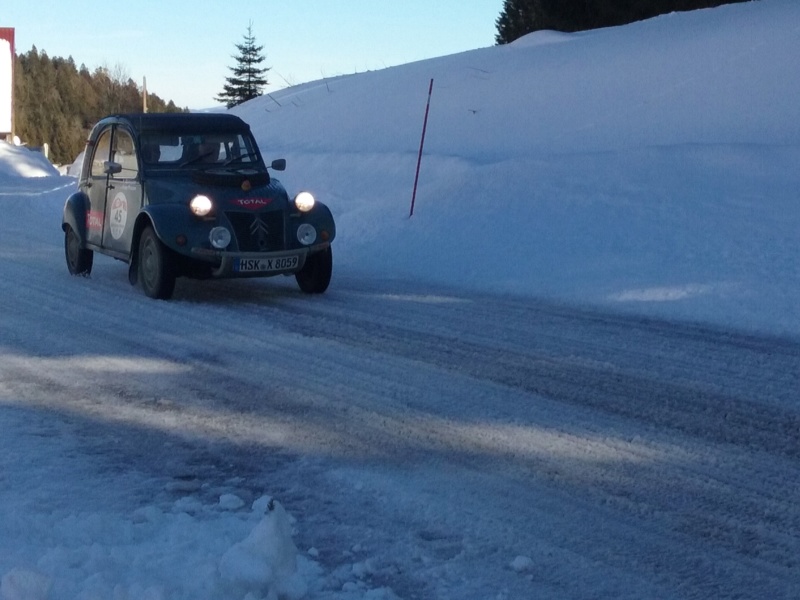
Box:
[0,141,59,178]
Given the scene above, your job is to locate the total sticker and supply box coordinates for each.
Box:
[109,192,128,240]
[86,210,104,231]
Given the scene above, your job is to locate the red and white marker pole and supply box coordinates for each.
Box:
[409,78,434,218]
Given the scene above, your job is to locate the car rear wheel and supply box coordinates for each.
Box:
[64,225,93,276]
[138,226,176,300]
[295,247,332,294]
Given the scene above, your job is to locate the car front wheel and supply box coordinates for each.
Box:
[64,225,93,276]
[138,226,176,299]
[295,247,332,294]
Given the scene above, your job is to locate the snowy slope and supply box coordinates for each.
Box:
[231,0,800,337]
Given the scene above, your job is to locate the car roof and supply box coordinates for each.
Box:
[97,113,252,136]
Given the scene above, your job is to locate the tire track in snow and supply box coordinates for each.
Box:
[2,211,800,598]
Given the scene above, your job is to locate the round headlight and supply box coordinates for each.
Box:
[209,226,231,249]
[294,191,315,213]
[190,194,213,217]
[297,223,317,246]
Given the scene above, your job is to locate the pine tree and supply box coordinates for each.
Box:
[216,23,270,109]
[495,0,751,44]
[14,46,185,164]
[495,0,547,44]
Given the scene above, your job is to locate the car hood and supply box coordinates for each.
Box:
[143,170,291,210]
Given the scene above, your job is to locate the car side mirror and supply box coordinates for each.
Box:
[270,159,286,171]
[104,161,122,175]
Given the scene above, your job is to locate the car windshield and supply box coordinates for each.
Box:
[139,131,261,168]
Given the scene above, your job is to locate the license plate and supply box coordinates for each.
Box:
[235,255,299,273]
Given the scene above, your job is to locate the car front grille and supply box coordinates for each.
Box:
[225,210,285,252]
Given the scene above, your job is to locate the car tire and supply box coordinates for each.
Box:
[138,226,176,300]
[295,247,332,294]
[64,225,93,276]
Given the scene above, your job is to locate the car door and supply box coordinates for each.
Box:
[85,127,113,247]
[102,127,143,256]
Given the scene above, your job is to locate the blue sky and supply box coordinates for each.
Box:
[3,0,500,109]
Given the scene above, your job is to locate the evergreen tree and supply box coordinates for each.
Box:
[495,0,750,44]
[13,46,186,164]
[216,23,270,109]
[496,0,544,45]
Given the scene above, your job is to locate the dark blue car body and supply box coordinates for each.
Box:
[62,113,335,299]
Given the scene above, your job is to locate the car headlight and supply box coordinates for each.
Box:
[209,227,231,249]
[294,191,315,213]
[297,223,317,246]
[190,194,213,217]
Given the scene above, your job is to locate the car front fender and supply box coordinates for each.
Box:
[62,191,90,242]
[138,204,203,254]
[127,206,193,285]
[303,202,336,244]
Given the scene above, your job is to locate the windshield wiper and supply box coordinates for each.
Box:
[180,151,217,167]
[223,152,258,166]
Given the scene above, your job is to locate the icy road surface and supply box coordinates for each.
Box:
[1,179,799,599]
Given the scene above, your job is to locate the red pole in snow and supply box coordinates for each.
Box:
[409,79,434,218]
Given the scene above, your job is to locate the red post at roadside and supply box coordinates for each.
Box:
[409,79,434,218]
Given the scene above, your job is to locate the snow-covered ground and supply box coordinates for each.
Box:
[233,0,800,339]
[1,1,799,599]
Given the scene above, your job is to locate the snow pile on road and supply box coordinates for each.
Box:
[218,497,307,599]
[0,401,318,600]
[0,141,59,178]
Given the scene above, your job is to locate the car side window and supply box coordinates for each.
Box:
[91,130,112,177]
[112,131,138,179]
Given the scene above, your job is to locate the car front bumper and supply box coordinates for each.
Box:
[191,243,330,278]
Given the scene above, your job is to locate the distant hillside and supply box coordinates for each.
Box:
[13,47,187,164]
